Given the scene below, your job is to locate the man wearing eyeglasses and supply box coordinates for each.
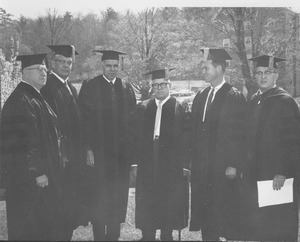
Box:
[242,55,300,241]
[190,49,247,241]
[40,45,86,240]
[129,68,188,241]
[0,54,64,240]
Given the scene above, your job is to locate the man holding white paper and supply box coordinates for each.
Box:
[242,55,300,241]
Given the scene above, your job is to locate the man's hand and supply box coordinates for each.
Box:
[86,150,95,167]
[225,167,237,179]
[273,175,286,191]
[36,174,48,188]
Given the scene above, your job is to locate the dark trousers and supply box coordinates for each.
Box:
[141,229,173,241]
[92,220,120,241]
[201,219,220,241]
[61,165,79,240]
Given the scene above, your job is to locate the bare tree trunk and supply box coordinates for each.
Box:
[232,7,256,99]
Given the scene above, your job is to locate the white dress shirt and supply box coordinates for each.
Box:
[103,75,116,84]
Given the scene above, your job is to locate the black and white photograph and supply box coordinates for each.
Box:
[1,0,300,240]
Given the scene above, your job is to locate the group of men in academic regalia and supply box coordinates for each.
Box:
[1,43,299,242]
[189,49,300,242]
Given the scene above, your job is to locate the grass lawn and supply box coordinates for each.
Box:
[1,188,300,241]
[0,188,201,241]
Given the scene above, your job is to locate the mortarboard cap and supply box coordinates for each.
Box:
[201,48,232,66]
[47,45,79,58]
[93,50,126,61]
[145,68,175,80]
[249,55,286,69]
[16,54,48,70]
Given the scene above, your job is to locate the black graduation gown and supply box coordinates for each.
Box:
[190,82,247,239]
[242,86,300,241]
[78,75,136,225]
[41,72,86,231]
[0,82,63,240]
[130,97,188,231]
[41,72,84,170]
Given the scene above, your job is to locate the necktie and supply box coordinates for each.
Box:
[110,81,116,102]
[64,81,72,94]
[203,88,215,122]
[65,81,77,106]
[206,88,215,112]
[109,81,119,157]
[256,94,263,105]
[109,81,118,122]
[154,100,162,140]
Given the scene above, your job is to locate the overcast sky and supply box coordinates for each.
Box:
[1,0,300,19]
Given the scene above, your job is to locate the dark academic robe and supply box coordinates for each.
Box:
[130,97,188,231]
[242,86,300,241]
[41,72,86,232]
[0,82,64,240]
[78,75,136,225]
[190,82,247,240]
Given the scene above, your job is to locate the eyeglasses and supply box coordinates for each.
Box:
[25,66,48,73]
[255,70,276,76]
[54,59,73,66]
[152,83,169,89]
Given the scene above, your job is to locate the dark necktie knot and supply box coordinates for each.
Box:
[64,81,69,88]
[253,93,263,104]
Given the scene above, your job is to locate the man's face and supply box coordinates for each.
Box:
[102,59,119,81]
[202,60,219,84]
[152,78,170,100]
[52,54,73,79]
[23,64,48,90]
[255,66,278,93]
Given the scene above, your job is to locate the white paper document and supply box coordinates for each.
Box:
[257,178,294,208]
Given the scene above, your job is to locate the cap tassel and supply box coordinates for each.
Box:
[269,56,274,69]
[121,56,124,71]
[71,45,75,62]
[203,48,209,61]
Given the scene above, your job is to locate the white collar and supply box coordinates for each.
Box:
[21,80,40,94]
[155,95,171,106]
[52,71,69,84]
[103,75,116,84]
[211,79,226,92]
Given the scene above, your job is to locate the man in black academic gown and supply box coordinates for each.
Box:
[78,50,136,241]
[190,49,247,240]
[0,54,64,240]
[130,68,189,241]
[242,55,300,241]
[41,45,86,240]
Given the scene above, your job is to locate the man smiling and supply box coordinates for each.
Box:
[190,48,247,241]
[242,55,300,241]
[78,50,136,241]
[0,54,64,240]
[130,68,188,241]
[41,45,85,240]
